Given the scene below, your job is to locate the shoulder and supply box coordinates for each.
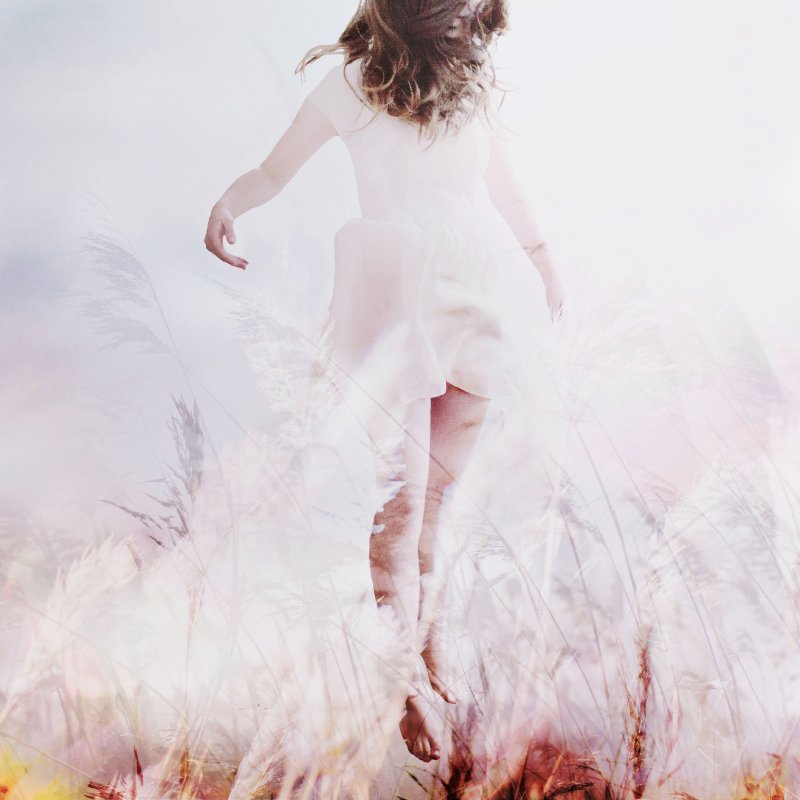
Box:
[306,57,368,136]
[342,58,366,98]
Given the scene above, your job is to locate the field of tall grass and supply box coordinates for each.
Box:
[0,220,798,800]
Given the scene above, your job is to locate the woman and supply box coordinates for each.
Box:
[204,0,564,764]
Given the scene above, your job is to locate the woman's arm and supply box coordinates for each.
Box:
[484,133,565,317]
[205,98,337,270]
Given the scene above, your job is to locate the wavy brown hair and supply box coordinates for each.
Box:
[296,0,509,138]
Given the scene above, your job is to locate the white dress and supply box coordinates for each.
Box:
[307,58,550,415]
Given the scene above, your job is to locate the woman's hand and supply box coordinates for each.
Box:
[526,243,565,321]
[544,274,566,321]
[204,204,248,270]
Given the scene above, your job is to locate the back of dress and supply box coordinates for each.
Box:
[307,58,493,221]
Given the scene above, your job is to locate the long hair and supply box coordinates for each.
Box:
[296,0,509,139]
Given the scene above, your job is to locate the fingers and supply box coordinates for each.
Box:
[222,218,237,246]
[204,218,248,270]
[548,298,566,322]
[210,244,248,270]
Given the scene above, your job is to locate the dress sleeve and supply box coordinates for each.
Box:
[306,59,369,138]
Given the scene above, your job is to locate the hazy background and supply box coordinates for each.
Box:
[2,0,799,538]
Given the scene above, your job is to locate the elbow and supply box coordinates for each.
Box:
[523,240,549,258]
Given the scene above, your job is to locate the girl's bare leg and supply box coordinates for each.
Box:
[418,383,491,703]
[368,397,442,762]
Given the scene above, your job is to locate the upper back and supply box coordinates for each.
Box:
[306,58,492,216]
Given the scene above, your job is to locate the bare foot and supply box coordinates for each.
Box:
[399,693,442,762]
[421,635,458,705]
